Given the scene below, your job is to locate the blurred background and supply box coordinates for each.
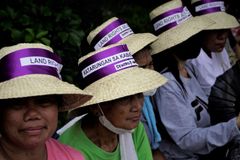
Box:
[0,0,168,82]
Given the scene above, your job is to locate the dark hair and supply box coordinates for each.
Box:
[153,51,185,91]
[153,32,203,92]
[67,105,90,120]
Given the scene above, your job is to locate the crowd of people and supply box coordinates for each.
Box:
[0,0,240,160]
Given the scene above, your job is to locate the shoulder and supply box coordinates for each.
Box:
[187,49,205,65]
[157,72,184,94]
[132,122,153,158]
[132,122,147,142]
[58,120,82,146]
[161,72,178,85]
[46,138,85,160]
[133,122,145,133]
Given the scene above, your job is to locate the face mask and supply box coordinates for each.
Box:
[97,105,137,160]
[98,104,132,134]
[143,88,157,96]
[99,115,132,134]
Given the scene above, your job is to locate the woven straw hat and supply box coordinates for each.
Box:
[87,17,157,55]
[0,43,92,111]
[149,0,214,54]
[191,0,239,30]
[73,43,167,108]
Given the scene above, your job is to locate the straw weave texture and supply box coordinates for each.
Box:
[149,0,182,19]
[0,43,92,111]
[87,17,157,55]
[200,12,239,30]
[0,43,53,59]
[149,0,214,54]
[190,0,239,29]
[151,16,214,54]
[75,44,167,108]
[75,67,167,108]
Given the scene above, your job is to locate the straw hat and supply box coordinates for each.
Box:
[0,43,92,111]
[149,0,214,54]
[74,43,167,108]
[191,0,239,30]
[87,17,157,55]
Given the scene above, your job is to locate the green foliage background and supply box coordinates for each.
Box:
[0,0,164,128]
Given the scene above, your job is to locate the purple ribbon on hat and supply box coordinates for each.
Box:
[90,19,134,50]
[192,0,225,15]
[78,44,138,89]
[151,7,192,35]
[0,48,63,82]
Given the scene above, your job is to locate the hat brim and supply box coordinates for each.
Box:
[118,33,157,55]
[151,16,213,54]
[0,75,92,111]
[72,67,167,108]
[203,12,239,30]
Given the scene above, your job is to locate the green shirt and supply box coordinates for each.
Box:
[58,121,153,160]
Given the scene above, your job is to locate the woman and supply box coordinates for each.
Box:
[85,16,166,160]
[149,0,240,159]
[0,43,92,160]
[186,0,240,96]
[58,43,167,160]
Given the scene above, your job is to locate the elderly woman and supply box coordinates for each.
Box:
[58,43,167,160]
[83,16,166,160]
[0,43,92,160]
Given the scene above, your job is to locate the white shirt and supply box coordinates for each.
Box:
[186,48,231,96]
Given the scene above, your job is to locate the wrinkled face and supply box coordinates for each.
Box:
[101,93,144,130]
[0,95,58,149]
[133,47,154,70]
[202,29,229,53]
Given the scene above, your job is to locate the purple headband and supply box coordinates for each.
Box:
[192,0,225,15]
[78,44,138,88]
[0,48,63,82]
[151,6,192,35]
[90,19,134,50]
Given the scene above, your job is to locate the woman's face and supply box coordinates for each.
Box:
[0,95,58,149]
[202,29,229,53]
[133,47,154,70]
[101,93,144,130]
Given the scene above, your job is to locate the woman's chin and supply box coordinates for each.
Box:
[214,48,224,53]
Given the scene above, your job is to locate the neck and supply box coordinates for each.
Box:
[0,138,47,160]
[177,59,189,78]
[82,116,118,152]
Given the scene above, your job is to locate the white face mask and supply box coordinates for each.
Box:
[143,88,157,96]
[97,104,138,160]
[99,115,132,134]
[98,104,132,134]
